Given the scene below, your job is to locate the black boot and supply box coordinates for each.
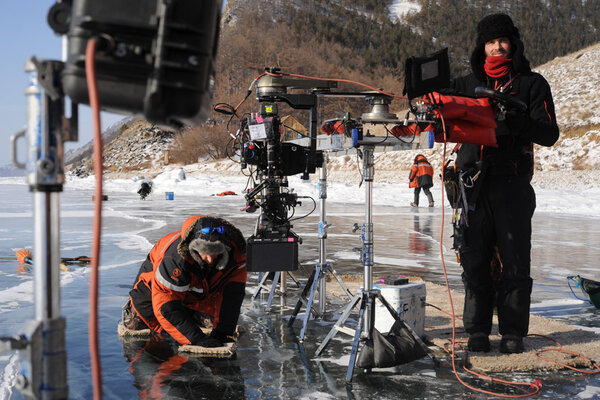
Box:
[467,332,490,352]
[500,334,524,354]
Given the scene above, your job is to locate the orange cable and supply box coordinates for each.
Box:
[530,334,600,374]
[264,70,408,100]
[233,72,267,111]
[85,38,103,400]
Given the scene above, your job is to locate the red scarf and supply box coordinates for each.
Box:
[484,56,512,78]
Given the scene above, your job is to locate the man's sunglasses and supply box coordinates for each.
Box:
[201,226,224,234]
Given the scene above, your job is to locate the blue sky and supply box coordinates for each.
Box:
[0,1,127,167]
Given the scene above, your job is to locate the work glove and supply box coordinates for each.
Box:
[504,109,531,136]
[210,330,235,343]
[193,332,224,348]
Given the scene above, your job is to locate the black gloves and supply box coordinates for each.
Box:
[191,330,233,347]
[210,330,235,343]
[194,334,224,348]
[504,109,531,136]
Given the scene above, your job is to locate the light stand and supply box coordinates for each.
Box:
[288,154,354,340]
[313,145,433,383]
[4,57,76,400]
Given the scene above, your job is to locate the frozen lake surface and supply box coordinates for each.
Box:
[1,176,599,399]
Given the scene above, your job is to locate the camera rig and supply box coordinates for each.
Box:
[238,72,337,272]
[228,68,442,273]
[5,1,223,399]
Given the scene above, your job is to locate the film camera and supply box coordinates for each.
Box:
[241,102,323,272]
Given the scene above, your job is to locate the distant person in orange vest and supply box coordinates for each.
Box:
[408,154,434,207]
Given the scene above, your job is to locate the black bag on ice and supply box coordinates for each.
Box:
[356,320,427,369]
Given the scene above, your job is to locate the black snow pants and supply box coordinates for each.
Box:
[459,174,536,337]
[414,187,434,205]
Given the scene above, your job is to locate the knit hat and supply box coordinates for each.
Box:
[476,13,520,45]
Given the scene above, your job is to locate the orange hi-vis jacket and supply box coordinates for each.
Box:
[129,217,247,345]
[409,155,434,189]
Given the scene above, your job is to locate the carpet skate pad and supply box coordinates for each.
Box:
[117,322,153,338]
[179,342,237,358]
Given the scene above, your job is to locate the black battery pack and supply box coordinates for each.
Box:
[246,235,299,272]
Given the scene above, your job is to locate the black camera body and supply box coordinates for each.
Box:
[243,109,321,177]
[62,0,221,127]
[243,103,322,272]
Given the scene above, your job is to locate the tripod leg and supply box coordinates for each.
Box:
[265,271,280,312]
[327,267,354,300]
[314,293,361,357]
[251,272,271,301]
[287,271,302,287]
[375,292,436,363]
[346,292,369,383]
[288,267,317,326]
[299,266,322,340]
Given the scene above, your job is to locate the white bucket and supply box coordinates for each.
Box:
[373,282,426,338]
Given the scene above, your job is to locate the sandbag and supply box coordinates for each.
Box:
[356,320,427,369]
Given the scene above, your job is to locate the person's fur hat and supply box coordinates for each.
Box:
[177,216,246,271]
[469,13,531,81]
[475,13,520,46]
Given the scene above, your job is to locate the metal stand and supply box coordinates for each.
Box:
[288,155,353,340]
[251,271,301,312]
[313,145,432,383]
[5,58,75,399]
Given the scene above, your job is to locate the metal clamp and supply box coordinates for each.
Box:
[10,129,27,169]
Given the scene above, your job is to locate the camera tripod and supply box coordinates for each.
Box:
[288,157,354,340]
[251,270,301,312]
[312,145,434,383]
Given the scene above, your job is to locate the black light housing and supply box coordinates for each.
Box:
[62,0,222,127]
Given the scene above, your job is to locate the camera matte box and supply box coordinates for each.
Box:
[63,0,221,127]
[403,47,450,99]
[246,236,298,272]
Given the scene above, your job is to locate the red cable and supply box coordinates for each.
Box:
[264,70,408,100]
[85,38,103,400]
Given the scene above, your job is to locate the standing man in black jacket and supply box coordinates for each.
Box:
[451,13,559,353]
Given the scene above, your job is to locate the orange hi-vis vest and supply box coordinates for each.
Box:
[409,156,434,188]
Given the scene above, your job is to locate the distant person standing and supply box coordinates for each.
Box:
[137,178,153,200]
[409,154,434,207]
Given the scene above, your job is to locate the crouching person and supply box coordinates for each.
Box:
[123,215,247,348]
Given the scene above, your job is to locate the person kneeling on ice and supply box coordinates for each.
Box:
[123,215,247,348]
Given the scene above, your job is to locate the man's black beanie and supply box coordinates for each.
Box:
[476,13,520,45]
